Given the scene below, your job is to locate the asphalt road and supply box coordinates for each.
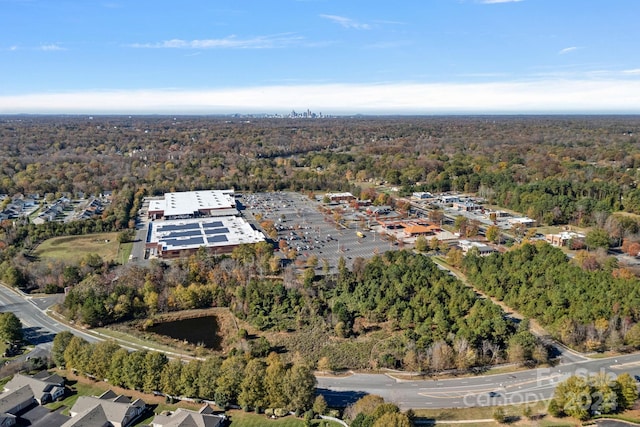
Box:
[0,284,98,345]
[317,353,640,410]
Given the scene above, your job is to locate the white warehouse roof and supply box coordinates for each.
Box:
[149,190,236,218]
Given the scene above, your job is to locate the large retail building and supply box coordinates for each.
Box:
[145,190,265,258]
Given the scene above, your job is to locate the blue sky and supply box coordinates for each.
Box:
[1,0,639,114]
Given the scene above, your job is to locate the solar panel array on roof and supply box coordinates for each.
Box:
[202,221,224,228]
[205,227,229,235]
[148,211,265,257]
[157,222,200,232]
[165,229,202,238]
[207,235,228,243]
[164,237,205,247]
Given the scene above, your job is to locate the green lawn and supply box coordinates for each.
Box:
[226,410,342,426]
[33,232,121,262]
[119,241,133,265]
[413,402,579,427]
[46,380,111,415]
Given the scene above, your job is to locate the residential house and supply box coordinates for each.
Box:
[3,372,65,405]
[151,404,225,427]
[32,197,74,224]
[64,390,146,427]
[0,385,36,426]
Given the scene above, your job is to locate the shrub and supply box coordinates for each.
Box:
[274,407,288,417]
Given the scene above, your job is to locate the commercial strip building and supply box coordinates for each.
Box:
[145,190,265,259]
[325,192,356,203]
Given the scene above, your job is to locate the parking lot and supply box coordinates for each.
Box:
[239,192,399,273]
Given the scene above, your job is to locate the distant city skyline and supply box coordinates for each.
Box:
[1,0,639,114]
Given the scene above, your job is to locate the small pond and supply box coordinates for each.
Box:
[147,315,222,350]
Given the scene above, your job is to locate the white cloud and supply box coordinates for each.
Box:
[320,14,371,30]
[39,43,65,51]
[1,80,639,114]
[623,69,640,75]
[130,34,303,49]
[559,46,578,55]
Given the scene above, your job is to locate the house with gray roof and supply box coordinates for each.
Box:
[64,390,146,427]
[151,404,225,427]
[0,385,36,425]
[3,372,65,405]
[0,372,69,426]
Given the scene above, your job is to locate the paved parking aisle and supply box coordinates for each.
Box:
[240,192,396,272]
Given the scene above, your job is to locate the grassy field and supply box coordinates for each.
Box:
[32,232,121,263]
[413,403,578,427]
[226,411,343,426]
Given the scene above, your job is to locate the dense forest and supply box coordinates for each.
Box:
[55,247,536,371]
[461,241,640,351]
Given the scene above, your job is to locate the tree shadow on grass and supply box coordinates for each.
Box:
[315,388,367,409]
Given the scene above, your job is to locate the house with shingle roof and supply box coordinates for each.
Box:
[64,390,146,427]
[0,385,36,425]
[3,372,65,405]
[151,404,225,427]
